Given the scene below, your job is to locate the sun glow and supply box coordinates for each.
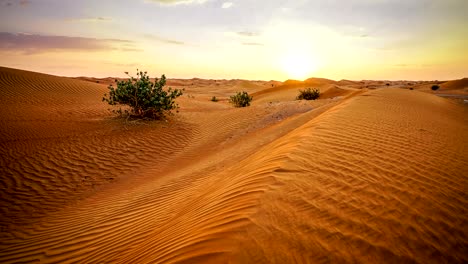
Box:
[280,51,319,80]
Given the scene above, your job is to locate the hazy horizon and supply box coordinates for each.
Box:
[1,0,467,81]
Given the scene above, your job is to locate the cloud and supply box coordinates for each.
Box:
[146,0,208,5]
[393,63,436,68]
[0,32,136,54]
[237,31,260,37]
[144,34,185,45]
[1,0,29,7]
[104,62,140,68]
[242,42,264,46]
[221,2,233,8]
[67,17,113,23]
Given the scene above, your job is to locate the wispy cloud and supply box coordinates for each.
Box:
[104,62,140,68]
[221,2,233,9]
[0,32,137,54]
[1,0,29,7]
[392,63,436,69]
[242,42,264,46]
[146,0,208,5]
[237,31,260,37]
[145,34,185,45]
[67,17,113,23]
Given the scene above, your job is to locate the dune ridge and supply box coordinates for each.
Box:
[234,89,468,263]
[440,78,468,92]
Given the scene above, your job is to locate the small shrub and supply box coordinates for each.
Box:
[431,85,440,91]
[297,88,320,100]
[230,91,253,107]
[102,70,183,119]
[386,83,390,86]
[409,87,414,90]
[211,96,219,102]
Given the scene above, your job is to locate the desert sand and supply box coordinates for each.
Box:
[0,66,467,263]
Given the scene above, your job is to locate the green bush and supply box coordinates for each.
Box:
[211,96,219,102]
[230,91,253,107]
[431,85,440,91]
[102,70,183,119]
[297,88,320,100]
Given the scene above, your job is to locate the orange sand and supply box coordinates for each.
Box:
[0,67,467,263]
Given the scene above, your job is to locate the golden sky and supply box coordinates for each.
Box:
[0,0,467,80]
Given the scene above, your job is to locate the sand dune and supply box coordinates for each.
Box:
[251,78,352,104]
[0,67,467,263]
[234,89,468,263]
[0,67,195,229]
[440,78,468,91]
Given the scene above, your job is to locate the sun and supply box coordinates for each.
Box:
[280,51,319,80]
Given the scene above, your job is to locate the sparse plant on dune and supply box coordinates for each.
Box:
[102,70,183,119]
[211,96,219,102]
[297,88,320,100]
[230,91,253,107]
[431,85,440,91]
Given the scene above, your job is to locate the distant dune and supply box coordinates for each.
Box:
[440,78,468,91]
[1,67,467,263]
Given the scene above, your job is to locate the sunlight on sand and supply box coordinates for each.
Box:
[0,67,467,263]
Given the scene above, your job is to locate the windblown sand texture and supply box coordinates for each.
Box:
[0,67,467,263]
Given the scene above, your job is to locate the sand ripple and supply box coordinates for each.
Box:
[0,67,466,263]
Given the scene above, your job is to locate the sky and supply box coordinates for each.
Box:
[0,0,467,81]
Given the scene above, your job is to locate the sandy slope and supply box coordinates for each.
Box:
[234,89,468,263]
[0,67,195,228]
[0,67,467,263]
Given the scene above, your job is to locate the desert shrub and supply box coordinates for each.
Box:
[409,87,414,90]
[102,70,183,119]
[230,91,253,107]
[211,96,219,102]
[431,85,440,91]
[297,88,320,100]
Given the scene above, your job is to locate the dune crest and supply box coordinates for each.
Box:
[234,89,468,263]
